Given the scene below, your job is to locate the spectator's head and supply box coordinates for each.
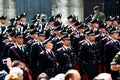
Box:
[10,67,23,80]
[4,73,20,80]
[93,6,100,14]
[50,73,65,80]
[65,69,81,80]
[37,72,48,80]
[93,73,112,80]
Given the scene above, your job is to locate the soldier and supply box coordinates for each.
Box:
[29,30,46,79]
[78,28,102,80]
[55,34,76,73]
[106,16,113,26]
[20,13,29,32]
[0,15,7,71]
[55,13,62,22]
[26,29,39,54]
[2,27,16,59]
[15,16,24,33]
[104,27,120,80]
[0,15,7,43]
[91,18,100,30]
[85,14,93,28]
[92,6,105,23]
[8,32,29,64]
[112,16,119,28]
[38,41,57,78]
[39,14,48,30]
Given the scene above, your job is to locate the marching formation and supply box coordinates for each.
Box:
[0,6,120,80]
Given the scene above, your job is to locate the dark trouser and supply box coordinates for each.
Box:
[82,62,99,80]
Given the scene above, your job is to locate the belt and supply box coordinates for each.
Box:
[45,68,55,72]
[86,60,97,64]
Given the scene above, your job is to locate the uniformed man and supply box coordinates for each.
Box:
[26,29,39,54]
[92,6,105,23]
[0,15,7,71]
[106,16,113,26]
[55,13,62,22]
[91,18,100,30]
[38,41,57,78]
[20,13,29,32]
[8,32,29,64]
[0,15,7,43]
[78,28,102,80]
[85,14,93,27]
[112,16,119,28]
[39,14,48,30]
[15,16,24,33]
[104,26,120,80]
[55,34,76,73]
[2,27,16,59]
[29,30,46,79]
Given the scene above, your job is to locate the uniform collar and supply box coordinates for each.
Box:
[85,38,94,45]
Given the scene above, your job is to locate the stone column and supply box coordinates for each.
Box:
[3,0,16,19]
[52,0,84,22]
[52,0,69,23]
[68,0,84,21]
[0,0,3,15]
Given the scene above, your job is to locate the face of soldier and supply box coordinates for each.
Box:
[32,34,38,39]
[113,21,118,27]
[106,21,112,26]
[38,36,46,42]
[110,32,119,40]
[11,36,16,42]
[55,18,62,22]
[87,35,96,42]
[20,17,26,22]
[87,22,92,27]
[78,29,85,33]
[16,20,21,25]
[63,39,71,46]
[45,42,53,50]
[94,10,99,14]
[16,38,23,45]
[54,31,61,37]
[99,28,107,34]
[0,19,6,24]
[92,23,99,29]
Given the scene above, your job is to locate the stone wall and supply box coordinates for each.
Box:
[0,0,83,23]
[0,0,16,24]
[52,0,84,23]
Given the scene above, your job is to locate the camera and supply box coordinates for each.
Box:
[2,59,7,64]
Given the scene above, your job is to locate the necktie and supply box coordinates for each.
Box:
[21,47,24,52]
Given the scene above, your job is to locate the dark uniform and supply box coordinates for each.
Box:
[104,27,120,80]
[55,41,76,73]
[38,49,57,77]
[78,28,102,80]
[0,15,7,71]
[29,40,45,80]
[20,13,30,32]
[8,44,29,64]
[26,29,38,54]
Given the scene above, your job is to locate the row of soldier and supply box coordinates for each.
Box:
[0,7,120,80]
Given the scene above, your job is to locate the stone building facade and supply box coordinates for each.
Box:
[0,0,84,23]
